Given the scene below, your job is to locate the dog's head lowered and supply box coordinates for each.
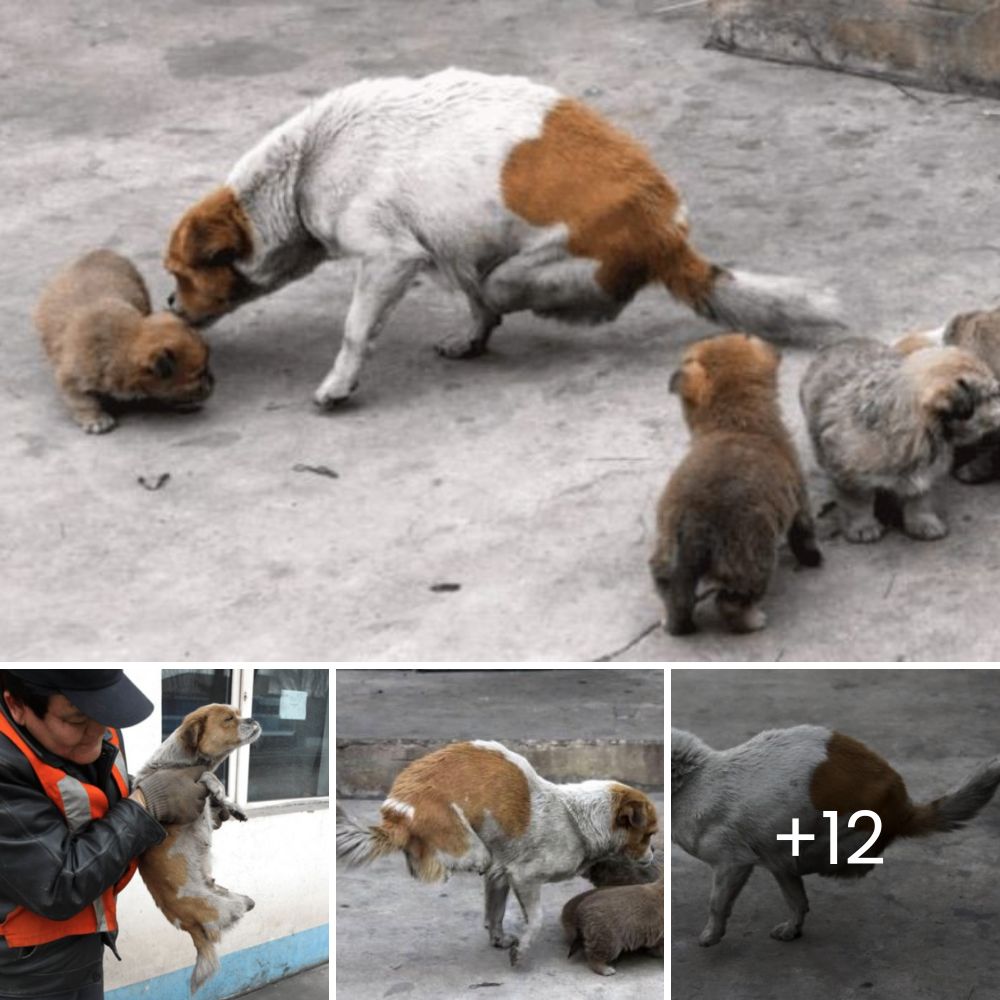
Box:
[177,703,262,766]
[909,346,1000,447]
[608,785,658,864]
[164,187,259,325]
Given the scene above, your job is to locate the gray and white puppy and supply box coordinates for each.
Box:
[800,337,1000,542]
[561,878,663,976]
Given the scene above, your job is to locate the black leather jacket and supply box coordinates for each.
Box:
[0,703,165,997]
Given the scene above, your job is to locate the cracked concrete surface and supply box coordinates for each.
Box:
[4,3,1000,658]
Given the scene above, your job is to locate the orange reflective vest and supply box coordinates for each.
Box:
[0,713,138,947]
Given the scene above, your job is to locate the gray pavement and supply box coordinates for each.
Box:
[336,796,664,1000]
[671,669,1000,1000]
[238,964,328,999]
[5,4,1000,659]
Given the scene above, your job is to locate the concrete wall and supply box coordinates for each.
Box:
[104,670,329,998]
[708,0,1000,98]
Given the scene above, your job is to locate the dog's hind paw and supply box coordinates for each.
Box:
[769,921,802,942]
[508,941,520,966]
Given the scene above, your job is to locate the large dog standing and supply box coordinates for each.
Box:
[672,726,1000,946]
[165,68,841,408]
[336,740,658,965]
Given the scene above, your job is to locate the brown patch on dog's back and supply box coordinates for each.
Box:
[165,186,254,323]
[501,99,715,308]
[809,732,915,843]
[381,743,531,879]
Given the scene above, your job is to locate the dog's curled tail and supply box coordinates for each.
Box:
[656,239,845,345]
[336,803,401,867]
[188,926,220,994]
[905,756,1000,836]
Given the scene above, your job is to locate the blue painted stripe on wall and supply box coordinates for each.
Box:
[106,924,329,1000]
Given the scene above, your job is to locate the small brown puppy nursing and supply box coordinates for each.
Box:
[561,878,664,976]
[650,333,821,635]
[33,250,213,433]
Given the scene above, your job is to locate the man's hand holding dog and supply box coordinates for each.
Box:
[132,765,211,824]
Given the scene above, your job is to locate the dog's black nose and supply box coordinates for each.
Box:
[167,292,176,310]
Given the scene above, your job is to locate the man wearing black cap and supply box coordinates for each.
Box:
[0,670,211,1000]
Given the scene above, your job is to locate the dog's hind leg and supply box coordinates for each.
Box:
[769,871,809,941]
[483,872,516,949]
[699,863,753,946]
[314,254,423,407]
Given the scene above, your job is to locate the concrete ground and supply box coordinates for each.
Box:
[671,669,1000,1000]
[4,3,1000,659]
[335,667,664,998]
[237,963,328,999]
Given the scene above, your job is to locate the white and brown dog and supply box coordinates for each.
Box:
[165,68,841,408]
[672,726,1000,946]
[336,740,658,965]
[136,704,262,992]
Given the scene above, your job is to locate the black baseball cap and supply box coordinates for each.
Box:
[4,670,154,728]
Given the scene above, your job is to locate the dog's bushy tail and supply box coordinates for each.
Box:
[336,803,400,866]
[904,756,1000,836]
[188,926,220,994]
[656,240,844,345]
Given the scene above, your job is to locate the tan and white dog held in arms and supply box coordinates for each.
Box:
[165,68,841,408]
[672,726,1000,946]
[136,704,262,992]
[336,740,658,965]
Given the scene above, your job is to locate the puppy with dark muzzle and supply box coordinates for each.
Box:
[34,250,214,433]
[650,333,822,635]
[561,877,663,976]
[800,337,1000,542]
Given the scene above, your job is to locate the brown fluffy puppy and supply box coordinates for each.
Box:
[34,249,214,433]
[650,333,821,635]
[561,878,663,976]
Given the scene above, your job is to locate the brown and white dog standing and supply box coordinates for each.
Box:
[164,68,841,408]
[34,249,213,433]
[336,740,658,965]
[136,704,261,992]
[672,726,1000,946]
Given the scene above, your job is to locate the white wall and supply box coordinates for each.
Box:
[104,668,330,990]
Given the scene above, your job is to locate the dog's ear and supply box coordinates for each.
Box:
[171,188,252,269]
[670,360,709,408]
[615,797,647,829]
[149,349,177,380]
[941,378,976,423]
[179,714,206,756]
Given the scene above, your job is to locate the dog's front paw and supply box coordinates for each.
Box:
[903,512,947,541]
[843,517,885,543]
[229,804,248,822]
[697,927,723,947]
[490,932,517,949]
[313,379,359,410]
[80,413,117,434]
[770,921,802,942]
